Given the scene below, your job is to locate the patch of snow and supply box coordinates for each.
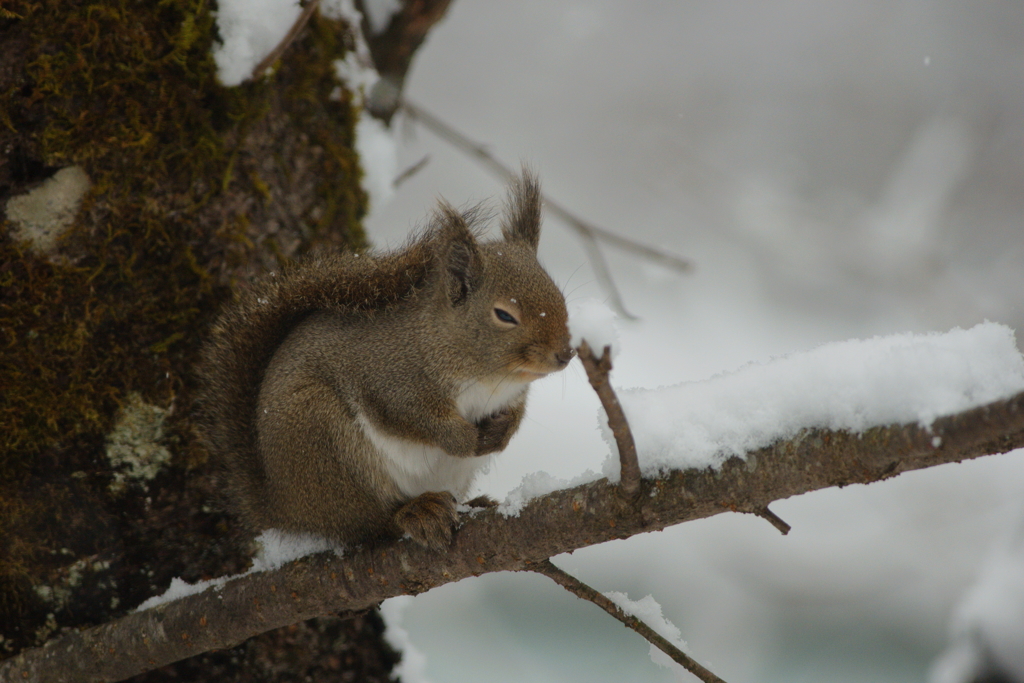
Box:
[498,470,600,517]
[135,575,232,612]
[354,115,397,208]
[334,46,378,103]
[212,0,302,86]
[211,0,397,208]
[250,528,336,572]
[329,2,397,211]
[604,591,690,669]
[362,0,402,35]
[381,596,433,683]
[134,529,336,612]
[569,298,620,359]
[604,322,1024,480]
[319,0,361,24]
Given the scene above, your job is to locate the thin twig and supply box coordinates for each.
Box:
[399,101,691,271]
[249,0,322,82]
[577,340,641,498]
[576,228,638,319]
[754,505,791,535]
[400,100,633,318]
[399,99,694,319]
[393,154,431,188]
[531,559,728,683]
[540,196,693,272]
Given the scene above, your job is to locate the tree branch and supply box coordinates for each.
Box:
[357,0,455,123]
[5,390,1024,682]
[531,559,727,683]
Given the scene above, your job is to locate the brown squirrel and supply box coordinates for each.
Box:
[197,171,573,551]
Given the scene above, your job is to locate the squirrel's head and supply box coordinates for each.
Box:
[423,171,574,382]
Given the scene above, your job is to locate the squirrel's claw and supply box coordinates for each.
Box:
[394,491,460,551]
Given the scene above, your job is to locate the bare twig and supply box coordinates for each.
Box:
[393,154,430,188]
[754,505,791,535]
[572,341,722,677]
[577,341,641,498]
[250,0,322,82]
[576,229,638,319]
[531,559,728,683]
[399,103,692,271]
[540,196,694,273]
[5,390,1024,682]
[399,99,693,319]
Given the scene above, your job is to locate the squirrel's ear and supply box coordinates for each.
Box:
[434,201,483,306]
[500,168,541,252]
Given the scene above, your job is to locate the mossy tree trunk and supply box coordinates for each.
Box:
[0,0,442,679]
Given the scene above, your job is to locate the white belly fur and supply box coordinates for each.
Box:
[360,377,528,499]
[455,376,528,422]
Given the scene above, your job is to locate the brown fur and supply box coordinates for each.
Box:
[196,171,572,550]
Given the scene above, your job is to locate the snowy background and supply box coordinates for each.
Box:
[218,1,1024,681]
[354,1,1024,682]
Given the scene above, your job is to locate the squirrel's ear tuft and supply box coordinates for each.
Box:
[500,168,541,251]
[434,201,483,306]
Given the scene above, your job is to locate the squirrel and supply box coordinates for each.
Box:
[196,170,573,551]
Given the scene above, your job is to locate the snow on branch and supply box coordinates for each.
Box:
[5,324,1024,682]
[5,386,1024,682]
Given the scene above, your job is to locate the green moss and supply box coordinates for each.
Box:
[279,13,369,247]
[0,0,368,647]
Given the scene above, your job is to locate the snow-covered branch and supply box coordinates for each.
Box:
[5,386,1024,683]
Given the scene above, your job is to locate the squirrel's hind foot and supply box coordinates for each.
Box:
[464,494,499,508]
[394,491,460,551]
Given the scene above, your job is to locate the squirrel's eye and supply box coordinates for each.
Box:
[493,308,518,325]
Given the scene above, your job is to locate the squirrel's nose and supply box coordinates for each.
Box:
[555,347,576,367]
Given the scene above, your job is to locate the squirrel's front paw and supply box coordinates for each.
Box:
[475,409,517,455]
[394,491,460,551]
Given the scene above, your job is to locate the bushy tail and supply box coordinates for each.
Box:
[194,243,435,528]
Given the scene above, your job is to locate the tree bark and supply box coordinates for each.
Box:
[0,1,442,680]
[4,389,1023,683]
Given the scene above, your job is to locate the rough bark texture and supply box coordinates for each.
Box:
[4,389,1023,683]
[124,611,400,683]
[0,0,438,679]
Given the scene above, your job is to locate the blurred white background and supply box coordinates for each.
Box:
[361,1,1024,681]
